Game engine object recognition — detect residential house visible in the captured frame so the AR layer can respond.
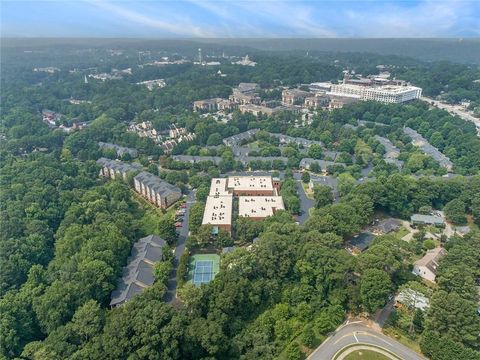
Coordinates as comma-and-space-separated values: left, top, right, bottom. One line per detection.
411, 214, 444, 227
413, 247, 447, 282
374, 218, 402, 234
96, 157, 143, 180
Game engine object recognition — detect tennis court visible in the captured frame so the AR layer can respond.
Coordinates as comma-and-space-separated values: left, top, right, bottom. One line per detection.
188, 254, 220, 286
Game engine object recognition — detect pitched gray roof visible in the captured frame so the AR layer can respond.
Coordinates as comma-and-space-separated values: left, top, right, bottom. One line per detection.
299, 158, 343, 169
403, 127, 453, 170
269, 133, 323, 147
110, 235, 167, 307
134, 172, 181, 197
414, 247, 447, 275
411, 214, 444, 225
98, 142, 138, 158
375, 218, 402, 233
97, 157, 143, 173
223, 129, 260, 146
172, 155, 222, 164
349, 232, 375, 251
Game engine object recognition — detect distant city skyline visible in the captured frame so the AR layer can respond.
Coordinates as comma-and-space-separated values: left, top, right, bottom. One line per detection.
2, 0, 479, 38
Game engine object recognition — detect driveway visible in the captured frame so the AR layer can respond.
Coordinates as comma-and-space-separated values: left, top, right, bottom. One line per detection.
293, 173, 315, 224
374, 299, 395, 328
164, 189, 196, 304
308, 320, 425, 360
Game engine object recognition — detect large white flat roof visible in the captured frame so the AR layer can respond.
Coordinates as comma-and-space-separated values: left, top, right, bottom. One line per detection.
238, 196, 284, 218
209, 178, 229, 196
227, 176, 273, 192
202, 195, 233, 226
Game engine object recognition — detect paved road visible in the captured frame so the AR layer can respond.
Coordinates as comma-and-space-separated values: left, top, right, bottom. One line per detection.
374, 299, 395, 328
164, 189, 196, 304
293, 173, 315, 224
308, 321, 425, 360
422, 96, 480, 134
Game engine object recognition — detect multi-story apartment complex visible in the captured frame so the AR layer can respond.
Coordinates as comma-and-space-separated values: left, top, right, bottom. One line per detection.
238, 196, 285, 220
134, 171, 182, 209
329, 83, 422, 104
282, 89, 310, 106
193, 98, 224, 112
304, 93, 330, 108
97, 157, 143, 180
202, 176, 282, 234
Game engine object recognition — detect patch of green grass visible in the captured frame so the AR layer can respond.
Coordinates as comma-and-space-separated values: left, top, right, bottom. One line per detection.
394, 227, 409, 240
247, 140, 260, 149
382, 326, 421, 354
343, 350, 390, 360
131, 190, 177, 235
301, 182, 315, 200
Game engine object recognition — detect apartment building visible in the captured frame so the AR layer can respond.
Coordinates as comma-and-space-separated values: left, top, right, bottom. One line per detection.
97, 157, 143, 180
202, 176, 282, 233
98, 142, 138, 158
329, 83, 422, 104
238, 196, 285, 220
304, 93, 330, 108
133, 171, 182, 209
282, 89, 310, 106
193, 98, 224, 112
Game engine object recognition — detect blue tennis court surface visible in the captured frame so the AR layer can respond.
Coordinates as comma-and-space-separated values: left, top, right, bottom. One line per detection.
192, 260, 214, 285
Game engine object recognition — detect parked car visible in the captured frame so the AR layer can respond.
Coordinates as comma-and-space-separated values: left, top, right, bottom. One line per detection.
180, 204, 187, 209
175, 222, 182, 227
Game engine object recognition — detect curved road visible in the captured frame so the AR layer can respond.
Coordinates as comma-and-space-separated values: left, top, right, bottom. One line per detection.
308, 321, 425, 360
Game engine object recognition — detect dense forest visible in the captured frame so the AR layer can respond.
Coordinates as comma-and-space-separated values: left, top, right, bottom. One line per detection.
1, 41, 479, 359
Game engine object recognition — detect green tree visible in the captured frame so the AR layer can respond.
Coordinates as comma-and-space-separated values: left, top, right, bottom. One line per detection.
444, 198, 467, 224
308, 144, 323, 159
313, 185, 333, 208
309, 162, 321, 173
360, 269, 392, 313
157, 217, 178, 245
425, 290, 480, 348
301, 172, 310, 184
189, 203, 205, 234
337, 173, 356, 196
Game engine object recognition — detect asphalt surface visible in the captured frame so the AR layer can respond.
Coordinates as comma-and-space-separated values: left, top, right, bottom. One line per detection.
293, 173, 315, 224
164, 189, 195, 304
374, 299, 395, 328
422, 96, 480, 133
308, 321, 425, 360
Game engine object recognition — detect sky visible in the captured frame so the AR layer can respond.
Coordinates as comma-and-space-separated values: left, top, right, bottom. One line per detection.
1, 0, 479, 38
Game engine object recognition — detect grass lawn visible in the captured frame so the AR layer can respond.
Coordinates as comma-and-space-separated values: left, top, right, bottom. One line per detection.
343, 350, 390, 360
131, 190, 178, 235
246, 140, 260, 149
382, 326, 421, 354
301, 182, 315, 200
394, 227, 409, 240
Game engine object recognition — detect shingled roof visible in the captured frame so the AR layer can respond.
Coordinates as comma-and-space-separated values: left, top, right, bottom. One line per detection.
414, 247, 447, 275
110, 235, 167, 307
134, 172, 181, 198
96, 157, 143, 173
